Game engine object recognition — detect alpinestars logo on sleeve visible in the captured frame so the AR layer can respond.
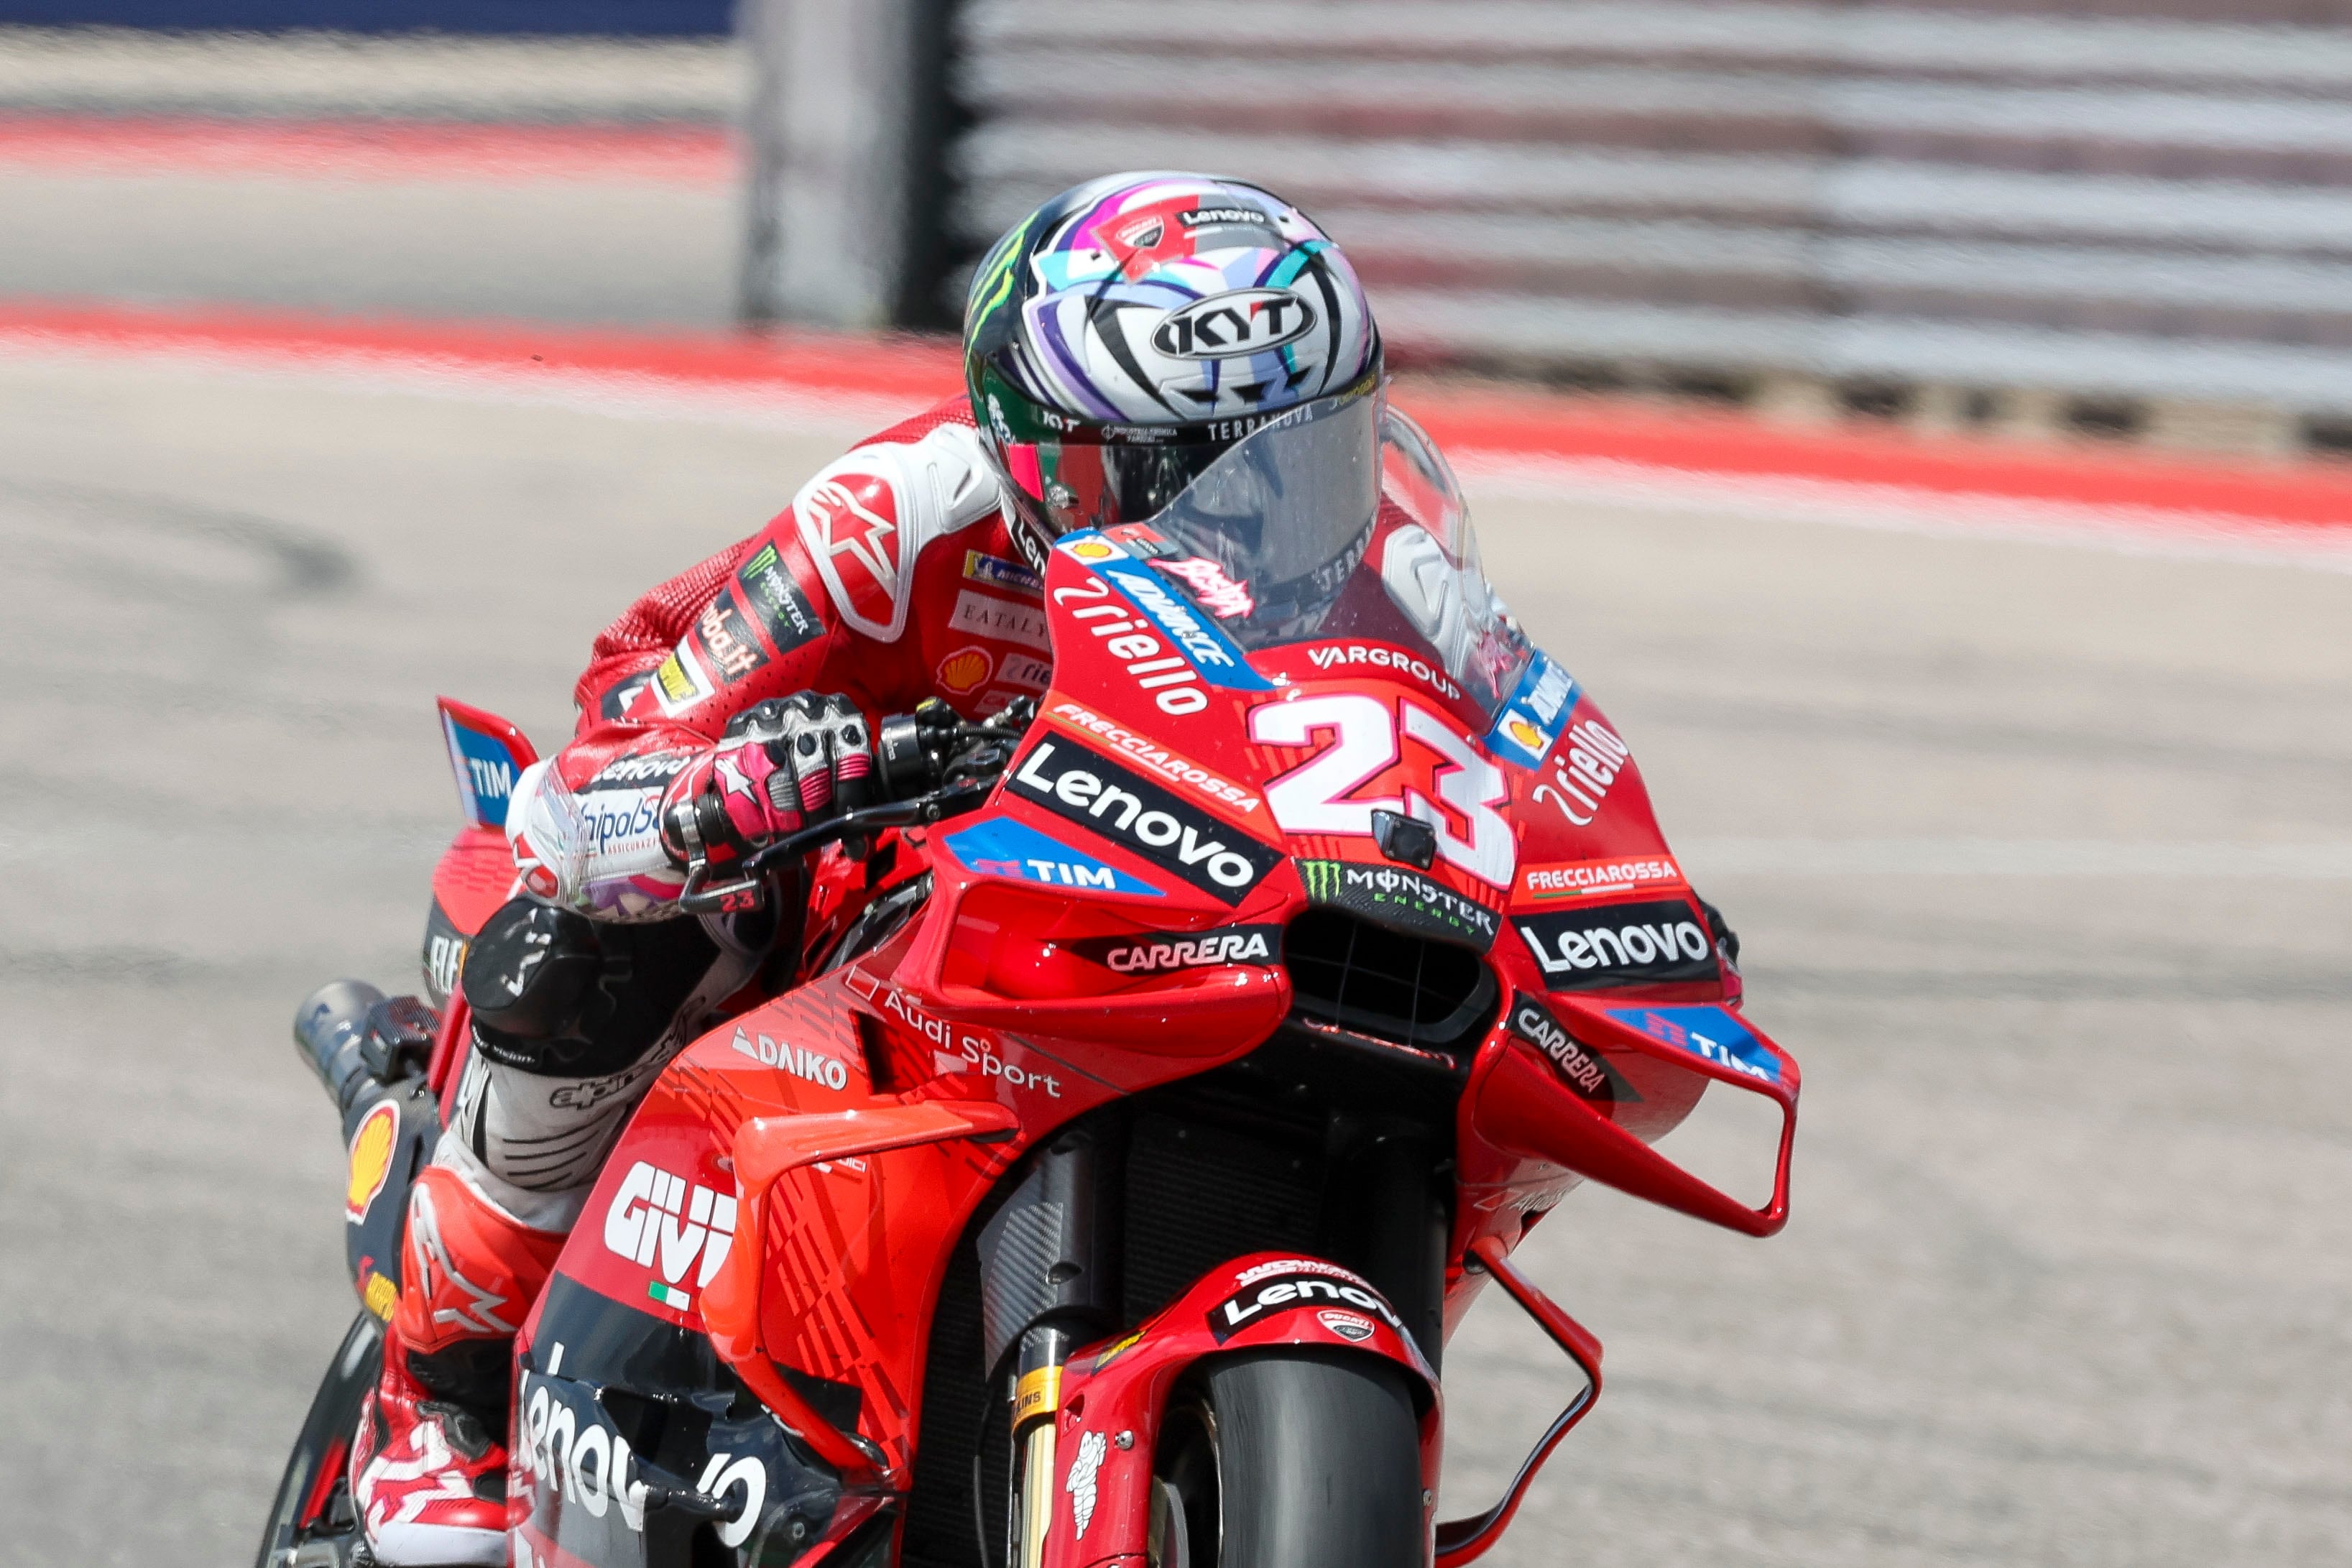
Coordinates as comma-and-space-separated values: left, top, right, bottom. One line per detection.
794, 463, 905, 637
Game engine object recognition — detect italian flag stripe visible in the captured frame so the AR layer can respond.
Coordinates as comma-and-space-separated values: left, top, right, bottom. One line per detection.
647, 1282, 691, 1310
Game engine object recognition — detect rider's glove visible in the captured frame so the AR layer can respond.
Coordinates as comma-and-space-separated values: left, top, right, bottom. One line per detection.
658, 692, 875, 870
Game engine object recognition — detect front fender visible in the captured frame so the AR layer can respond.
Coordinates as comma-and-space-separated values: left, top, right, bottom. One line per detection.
1042, 1252, 1444, 1567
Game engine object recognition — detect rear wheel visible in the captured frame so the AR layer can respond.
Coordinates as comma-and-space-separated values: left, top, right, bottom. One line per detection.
1152, 1350, 1422, 1568
254, 1312, 382, 1568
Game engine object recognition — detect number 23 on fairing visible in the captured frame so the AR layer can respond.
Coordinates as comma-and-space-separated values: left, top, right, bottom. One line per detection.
1250, 692, 1516, 889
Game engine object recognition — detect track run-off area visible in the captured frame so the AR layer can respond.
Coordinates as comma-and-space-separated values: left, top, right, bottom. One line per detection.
0, 308, 2346, 1567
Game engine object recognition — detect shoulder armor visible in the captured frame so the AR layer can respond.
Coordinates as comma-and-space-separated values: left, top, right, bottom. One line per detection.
792, 422, 1000, 642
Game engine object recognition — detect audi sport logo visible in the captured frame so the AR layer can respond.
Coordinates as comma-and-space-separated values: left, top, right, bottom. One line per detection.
1151, 289, 1319, 359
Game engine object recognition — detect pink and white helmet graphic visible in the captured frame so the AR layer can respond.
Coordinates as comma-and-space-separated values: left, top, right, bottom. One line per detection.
1007, 175, 1376, 425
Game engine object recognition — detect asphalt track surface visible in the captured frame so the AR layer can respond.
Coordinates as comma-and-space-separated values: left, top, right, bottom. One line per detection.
1, 349, 2348, 1568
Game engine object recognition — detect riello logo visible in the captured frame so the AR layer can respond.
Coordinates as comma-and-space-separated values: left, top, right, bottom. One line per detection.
602, 1161, 737, 1311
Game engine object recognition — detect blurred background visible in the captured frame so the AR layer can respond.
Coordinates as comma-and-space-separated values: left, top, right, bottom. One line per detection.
0, 1, 2347, 1566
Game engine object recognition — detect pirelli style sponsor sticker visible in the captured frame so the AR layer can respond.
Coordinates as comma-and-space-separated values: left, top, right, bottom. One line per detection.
1517, 854, 1685, 903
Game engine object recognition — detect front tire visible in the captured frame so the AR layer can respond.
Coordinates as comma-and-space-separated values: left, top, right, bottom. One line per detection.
1154, 1350, 1423, 1568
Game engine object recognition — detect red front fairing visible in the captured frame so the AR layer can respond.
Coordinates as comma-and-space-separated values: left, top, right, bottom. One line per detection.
518, 520, 1799, 1565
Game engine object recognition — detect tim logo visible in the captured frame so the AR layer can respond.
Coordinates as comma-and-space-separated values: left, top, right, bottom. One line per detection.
602, 1161, 737, 1307
467, 757, 512, 800
1151, 289, 1317, 359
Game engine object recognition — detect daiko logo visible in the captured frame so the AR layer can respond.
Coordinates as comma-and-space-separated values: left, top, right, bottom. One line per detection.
602, 1161, 737, 1312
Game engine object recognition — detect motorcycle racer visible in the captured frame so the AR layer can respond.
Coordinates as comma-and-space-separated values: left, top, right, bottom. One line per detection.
350, 170, 1388, 1563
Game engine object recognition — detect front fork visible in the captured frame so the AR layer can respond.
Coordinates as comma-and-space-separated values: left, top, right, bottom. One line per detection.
1011, 1324, 1075, 1568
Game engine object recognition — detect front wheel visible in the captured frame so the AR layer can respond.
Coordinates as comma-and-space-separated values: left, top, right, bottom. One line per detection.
1153, 1350, 1424, 1568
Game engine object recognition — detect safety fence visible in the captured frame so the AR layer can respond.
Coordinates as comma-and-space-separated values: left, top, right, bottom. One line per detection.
929, 0, 2352, 449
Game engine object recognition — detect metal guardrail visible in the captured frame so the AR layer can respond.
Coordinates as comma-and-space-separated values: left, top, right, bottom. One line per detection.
947, 0, 2352, 431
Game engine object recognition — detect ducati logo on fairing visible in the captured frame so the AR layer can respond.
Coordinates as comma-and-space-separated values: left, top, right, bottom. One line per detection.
1208, 1270, 1406, 1344
1151, 289, 1318, 359
601, 1161, 737, 1306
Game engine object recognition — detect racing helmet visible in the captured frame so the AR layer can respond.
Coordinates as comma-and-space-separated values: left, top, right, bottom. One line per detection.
963, 172, 1383, 570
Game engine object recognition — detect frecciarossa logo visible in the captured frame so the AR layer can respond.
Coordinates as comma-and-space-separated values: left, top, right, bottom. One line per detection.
1514, 898, 1717, 990
1010, 738, 1283, 905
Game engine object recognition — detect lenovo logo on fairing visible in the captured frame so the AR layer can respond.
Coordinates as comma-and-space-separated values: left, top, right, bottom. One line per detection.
1010, 739, 1281, 905
1151, 289, 1318, 359
1207, 1270, 1405, 1343
1514, 899, 1717, 990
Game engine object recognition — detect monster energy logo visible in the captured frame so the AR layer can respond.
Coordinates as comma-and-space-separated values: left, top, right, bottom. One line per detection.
1297, 859, 1500, 951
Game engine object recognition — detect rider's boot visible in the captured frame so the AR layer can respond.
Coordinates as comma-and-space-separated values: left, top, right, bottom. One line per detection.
350, 1163, 566, 1566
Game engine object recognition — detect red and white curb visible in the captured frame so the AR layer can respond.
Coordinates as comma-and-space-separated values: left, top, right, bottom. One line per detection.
6, 298, 2351, 573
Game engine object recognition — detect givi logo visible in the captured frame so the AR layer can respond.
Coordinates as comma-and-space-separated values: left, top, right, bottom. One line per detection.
602, 1161, 737, 1312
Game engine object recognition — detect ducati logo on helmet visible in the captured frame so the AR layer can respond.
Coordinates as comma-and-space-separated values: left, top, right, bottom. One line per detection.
1151, 288, 1319, 359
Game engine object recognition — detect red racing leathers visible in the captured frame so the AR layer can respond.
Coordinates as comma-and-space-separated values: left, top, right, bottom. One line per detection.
359, 397, 1057, 1562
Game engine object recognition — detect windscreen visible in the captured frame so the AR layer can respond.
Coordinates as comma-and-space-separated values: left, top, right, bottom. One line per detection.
1130, 402, 1534, 715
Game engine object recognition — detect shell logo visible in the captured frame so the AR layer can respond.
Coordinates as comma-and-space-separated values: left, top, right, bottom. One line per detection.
346, 1099, 401, 1224
1066, 540, 1116, 561
936, 646, 993, 695
1505, 715, 1546, 754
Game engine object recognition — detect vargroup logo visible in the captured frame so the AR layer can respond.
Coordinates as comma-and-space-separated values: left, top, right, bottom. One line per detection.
1208, 1270, 1404, 1343
1150, 288, 1319, 359
601, 1161, 737, 1312
1074, 923, 1281, 974
1010, 739, 1283, 904
1514, 900, 1717, 990
1508, 994, 1640, 1104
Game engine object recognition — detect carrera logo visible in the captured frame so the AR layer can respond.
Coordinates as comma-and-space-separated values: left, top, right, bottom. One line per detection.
1515, 900, 1717, 990
798, 467, 902, 630
1072, 923, 1280, 974
1151, 288, 1318, 359
1209, 1270, 1404, 1344
601, 1161, 737, 1312
1011, 739, 1283, 904
1509, 994, 1640, 1104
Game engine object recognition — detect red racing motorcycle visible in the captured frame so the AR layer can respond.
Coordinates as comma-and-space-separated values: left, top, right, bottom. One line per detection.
259, 406, 1799, 1568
